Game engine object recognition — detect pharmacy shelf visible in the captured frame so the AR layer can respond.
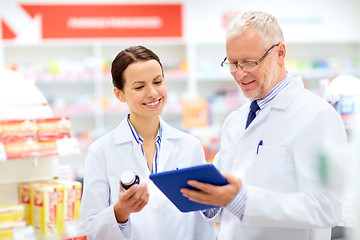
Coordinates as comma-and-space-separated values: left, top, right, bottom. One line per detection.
2, 40, 360, 156
0, 157, 59, 203
0, 157, 59, 185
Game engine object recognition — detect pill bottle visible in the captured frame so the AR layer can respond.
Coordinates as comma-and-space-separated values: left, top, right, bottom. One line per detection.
120, 170, 140, 190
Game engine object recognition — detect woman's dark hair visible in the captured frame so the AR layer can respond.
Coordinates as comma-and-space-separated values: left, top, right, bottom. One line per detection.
111, 45, 163, 90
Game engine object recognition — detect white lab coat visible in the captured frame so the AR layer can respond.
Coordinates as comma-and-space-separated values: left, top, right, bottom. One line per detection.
214, 75, 347, 240
80, 116, 215, 240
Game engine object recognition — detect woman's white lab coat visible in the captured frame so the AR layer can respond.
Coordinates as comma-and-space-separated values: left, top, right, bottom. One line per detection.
214, 76, 347, 240
80, 116, 215, 240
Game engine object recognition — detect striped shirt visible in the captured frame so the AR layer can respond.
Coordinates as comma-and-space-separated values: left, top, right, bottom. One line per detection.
256, 72, 291, 112
202, 186, 247, 220
119, 114, 162, 231
126, 114, 162, 173
203, 73, 291, 221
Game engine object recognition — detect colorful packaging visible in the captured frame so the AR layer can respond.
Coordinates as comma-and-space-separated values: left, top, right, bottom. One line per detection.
0, 203, 26, 239
2, 136, 37, 159
62, 235, 87, 240
31, 182, 65, 237
0, 203, 25, 223
52, 180, 82, 221
0, 117, 73, 159
18, 183, 32, 225
0, 119, 36, 159
0, 221, 26, 239
36, 139, 59, 157
36, 117, 71, 141
182, 98, 209, 129
35, 117, 72, 157
64, 181, 82, 222
0, 119, 37, 143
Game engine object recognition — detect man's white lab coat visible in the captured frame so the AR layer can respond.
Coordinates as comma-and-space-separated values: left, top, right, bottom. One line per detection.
214, 76, 347, 240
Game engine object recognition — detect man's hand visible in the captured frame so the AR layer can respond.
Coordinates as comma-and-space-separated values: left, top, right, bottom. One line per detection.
114, 182, 149, 223
180, 173, 242, 207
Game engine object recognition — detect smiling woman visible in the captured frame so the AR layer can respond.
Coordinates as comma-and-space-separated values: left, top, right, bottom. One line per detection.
79, 45, 216, 240
115, 58, 167, 120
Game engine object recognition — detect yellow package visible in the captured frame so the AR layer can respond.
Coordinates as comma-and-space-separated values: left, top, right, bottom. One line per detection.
0, 203, 24, 223
18, 183, 32, 225
31, 182, 64, 237
52, 180, 82, 221
0, 222, 26, 239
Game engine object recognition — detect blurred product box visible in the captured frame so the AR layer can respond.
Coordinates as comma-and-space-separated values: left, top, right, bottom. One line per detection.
0, 221, 26, 239
0, 203, 26, 239
18, 180, 82, 238
1, 136, 37, 159
18, 182, 33, 226
31, 182, 64, 237
62, 235, 87, 240
0, 203, 25, 223
182, 98, 209, 129
36, 117, 71, 141
0, 116, 74, 159
51, 180, 82, 222
36, 139, 60, 157
0, 119, 37, 142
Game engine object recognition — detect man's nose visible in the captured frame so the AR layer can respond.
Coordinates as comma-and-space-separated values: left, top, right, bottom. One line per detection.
234, 66, 247, 80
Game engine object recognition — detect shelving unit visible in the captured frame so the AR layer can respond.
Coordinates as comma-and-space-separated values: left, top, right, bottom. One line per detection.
0, 69, 86, 239
0, 42, 207, 152
0, 69, 58, 203
0, 157, 59, 203
286, 42, 360, 92
2, 40, 360, 156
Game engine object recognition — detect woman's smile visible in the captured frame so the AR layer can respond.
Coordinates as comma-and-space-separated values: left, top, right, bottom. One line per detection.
143, 98, 161, 108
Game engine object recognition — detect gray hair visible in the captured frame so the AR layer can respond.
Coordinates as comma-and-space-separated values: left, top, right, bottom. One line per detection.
226, 11, 284, 46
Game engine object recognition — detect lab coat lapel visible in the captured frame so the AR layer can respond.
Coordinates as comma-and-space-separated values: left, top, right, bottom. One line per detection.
232, 101, 269, 136
158, 136, 174, 172
114, 116, 133, 144
156, 118, 182, 172
245, 104, 272, 131
114, 116, 149, 173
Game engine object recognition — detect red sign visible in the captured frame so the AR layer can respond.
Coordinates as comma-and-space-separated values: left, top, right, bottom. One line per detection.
2, 4, 182, 40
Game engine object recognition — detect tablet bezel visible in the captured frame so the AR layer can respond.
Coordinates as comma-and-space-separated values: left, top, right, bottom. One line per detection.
149, 164, 228, 212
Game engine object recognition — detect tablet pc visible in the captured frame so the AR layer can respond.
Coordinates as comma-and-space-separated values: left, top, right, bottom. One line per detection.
149, 164, 228, 212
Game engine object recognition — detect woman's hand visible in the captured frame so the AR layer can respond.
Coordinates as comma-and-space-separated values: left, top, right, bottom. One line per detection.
114, 182, 149, 223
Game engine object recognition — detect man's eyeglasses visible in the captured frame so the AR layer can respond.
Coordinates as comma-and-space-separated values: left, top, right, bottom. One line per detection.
221, 43, 280, 72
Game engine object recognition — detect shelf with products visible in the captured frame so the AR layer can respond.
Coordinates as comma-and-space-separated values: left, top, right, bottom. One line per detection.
285, 42, 360, 91
3, 40, 360, 163
0, 157, 59, 203
0, 69, 86, 239
0, 115, 81, 200
194, 41, 360, 91
3, 41, 190, 155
